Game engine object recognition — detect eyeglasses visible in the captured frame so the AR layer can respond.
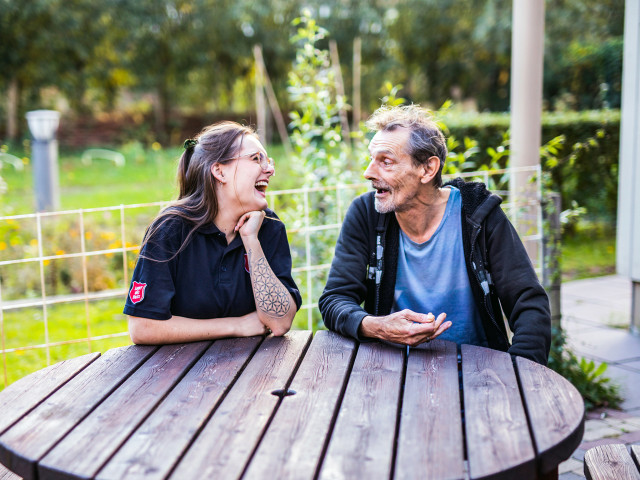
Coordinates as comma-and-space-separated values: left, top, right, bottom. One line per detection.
234, 151, 275, 172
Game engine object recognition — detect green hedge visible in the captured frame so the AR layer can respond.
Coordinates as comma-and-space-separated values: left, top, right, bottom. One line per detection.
440, 109, 620, 222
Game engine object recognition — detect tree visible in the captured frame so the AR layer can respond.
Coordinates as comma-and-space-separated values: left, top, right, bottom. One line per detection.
0, 0, 627, 140
543, 0, 624, 110
382, 0, 512, 111
0, 0, 55, 139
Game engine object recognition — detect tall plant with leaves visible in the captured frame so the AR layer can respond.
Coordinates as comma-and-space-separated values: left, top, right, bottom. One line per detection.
285, 12, 356, 330
287, 10, 362, 187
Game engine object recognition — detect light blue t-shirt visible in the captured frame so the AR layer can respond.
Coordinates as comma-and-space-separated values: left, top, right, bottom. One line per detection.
392, 186, 488, 347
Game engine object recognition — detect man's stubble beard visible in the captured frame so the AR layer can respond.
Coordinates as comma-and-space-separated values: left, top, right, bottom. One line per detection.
374, 189, 414, 214
374, 197, 396, 214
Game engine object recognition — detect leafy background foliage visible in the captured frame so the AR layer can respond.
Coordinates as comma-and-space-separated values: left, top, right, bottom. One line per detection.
0, 0, 625, 140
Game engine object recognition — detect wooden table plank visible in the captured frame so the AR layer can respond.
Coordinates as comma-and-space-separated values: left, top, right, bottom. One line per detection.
0, 345, 155, 480
0, 353, 100, 435
584, 444, 640, 480
243, 331, 357, 479
516, 356, 585, 475
318, 342, 405, 480
395, 340, 464, 480
461, 345, 536, 480
39, 342, 208, 480
0, 334, 587, 480
96, 337, 261, 480
632, 445, 640, 471
0, 463, 21, 480
169, 331, 313, 480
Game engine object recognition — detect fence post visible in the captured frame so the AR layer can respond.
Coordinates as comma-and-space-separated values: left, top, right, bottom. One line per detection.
542, 192, 562, 329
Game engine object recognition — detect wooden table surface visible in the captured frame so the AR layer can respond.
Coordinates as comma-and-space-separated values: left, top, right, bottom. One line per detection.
0, 330, 584, 480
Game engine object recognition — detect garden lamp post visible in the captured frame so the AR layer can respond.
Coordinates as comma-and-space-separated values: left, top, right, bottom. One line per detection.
26, 110, 61, 212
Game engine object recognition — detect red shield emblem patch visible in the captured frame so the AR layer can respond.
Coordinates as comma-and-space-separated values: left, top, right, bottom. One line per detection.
244, 253, 250, 273
129, 281, 147, 304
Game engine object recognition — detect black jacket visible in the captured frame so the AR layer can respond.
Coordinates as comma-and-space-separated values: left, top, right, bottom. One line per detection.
319, 178, 551, 365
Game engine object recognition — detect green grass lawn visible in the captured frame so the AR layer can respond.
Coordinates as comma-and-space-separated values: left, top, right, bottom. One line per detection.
561, 222, 616, 281
1, 143, 296, 215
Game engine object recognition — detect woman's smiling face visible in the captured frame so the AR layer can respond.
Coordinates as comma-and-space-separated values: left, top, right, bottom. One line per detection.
219, 135, 275, 214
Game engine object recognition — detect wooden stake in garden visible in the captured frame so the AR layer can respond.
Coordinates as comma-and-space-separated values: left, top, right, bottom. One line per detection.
253, 45, 292, 156
329, 40, 351, 148
254, 46, 267, 147
7, 78, 18, 140
352, 37, 361, 132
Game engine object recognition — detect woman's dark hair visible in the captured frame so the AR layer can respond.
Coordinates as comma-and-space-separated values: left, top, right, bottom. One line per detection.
141, 121, 258, 260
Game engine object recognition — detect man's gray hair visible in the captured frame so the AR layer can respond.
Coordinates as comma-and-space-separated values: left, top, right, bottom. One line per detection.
366, 105, 448, 187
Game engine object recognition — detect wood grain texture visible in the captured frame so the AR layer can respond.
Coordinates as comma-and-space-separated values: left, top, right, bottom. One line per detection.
0, 353, 100, 435
395, 340, 464, 480
0, 345, 155, 480
584, 444, 640, 480
169, 331, 313, 480
0, 463, 21, 480
515, 355, 585, 474
38, 342, 207, 480
461, 344, 536, 480
97, 337, 261, 480
318, 342, 404, 480
632, 445, 640, 471
243, 331, 356, 480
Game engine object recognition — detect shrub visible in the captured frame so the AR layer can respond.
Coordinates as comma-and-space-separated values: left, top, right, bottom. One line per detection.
440, 109, 620, 223
548, 327, 622, 410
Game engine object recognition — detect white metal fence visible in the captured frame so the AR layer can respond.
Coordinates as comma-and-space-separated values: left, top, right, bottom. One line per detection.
0, 166, 541, 388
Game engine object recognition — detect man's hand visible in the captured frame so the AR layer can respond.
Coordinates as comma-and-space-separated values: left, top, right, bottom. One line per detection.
359, 310, 451, 347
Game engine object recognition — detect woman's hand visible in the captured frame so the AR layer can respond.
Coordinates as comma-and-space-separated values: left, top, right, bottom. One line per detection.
235, 210, 265, 239
234, 311, 270, 337
128, 312, 270, 345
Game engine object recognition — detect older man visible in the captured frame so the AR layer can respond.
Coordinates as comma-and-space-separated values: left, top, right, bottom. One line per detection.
319, 105, 550, 364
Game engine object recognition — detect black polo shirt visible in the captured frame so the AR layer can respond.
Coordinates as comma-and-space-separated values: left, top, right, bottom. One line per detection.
123, 209, 302, 320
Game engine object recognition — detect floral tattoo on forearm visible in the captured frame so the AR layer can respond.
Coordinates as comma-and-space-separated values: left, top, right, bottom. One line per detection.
248, 250, 291, 317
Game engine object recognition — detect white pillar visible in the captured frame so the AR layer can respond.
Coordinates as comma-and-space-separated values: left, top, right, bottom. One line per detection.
509, 0, 545, 267
616, 0, 640, 334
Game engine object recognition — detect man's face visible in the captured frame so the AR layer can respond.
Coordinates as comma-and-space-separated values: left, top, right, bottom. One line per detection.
364, 127, 423, 213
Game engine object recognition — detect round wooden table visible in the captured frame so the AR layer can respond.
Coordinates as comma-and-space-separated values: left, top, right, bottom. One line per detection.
0, 331, 584, 479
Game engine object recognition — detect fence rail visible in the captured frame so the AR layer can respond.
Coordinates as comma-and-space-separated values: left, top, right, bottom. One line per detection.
0, 167, 541, 388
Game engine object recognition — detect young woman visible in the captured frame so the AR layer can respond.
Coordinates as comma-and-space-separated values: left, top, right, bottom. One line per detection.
124, 121, 301, 344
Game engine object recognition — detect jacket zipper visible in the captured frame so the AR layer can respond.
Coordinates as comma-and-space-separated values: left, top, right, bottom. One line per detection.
374, 232, 383, 315
470, 225, 509, 344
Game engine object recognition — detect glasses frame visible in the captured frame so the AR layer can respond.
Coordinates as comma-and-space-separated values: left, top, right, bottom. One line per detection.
232, 151, 275, 173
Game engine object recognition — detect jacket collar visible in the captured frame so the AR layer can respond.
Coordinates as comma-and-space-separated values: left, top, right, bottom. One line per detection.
444, 177, 502, 223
